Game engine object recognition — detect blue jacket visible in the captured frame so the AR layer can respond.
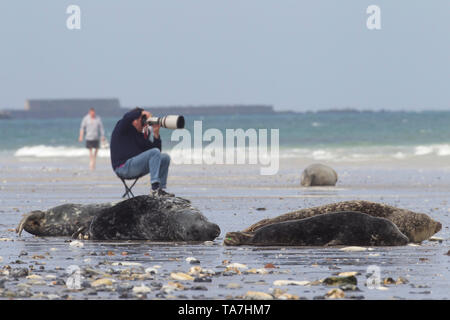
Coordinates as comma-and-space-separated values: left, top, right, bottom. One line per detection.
110, 108, 161, 170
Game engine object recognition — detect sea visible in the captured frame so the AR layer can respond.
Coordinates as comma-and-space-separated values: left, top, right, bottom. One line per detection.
1, 111, 450, 163
1, 111, 449, 300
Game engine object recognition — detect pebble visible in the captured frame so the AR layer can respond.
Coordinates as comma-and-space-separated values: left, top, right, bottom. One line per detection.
226, 283, 242, 289
170, 272, 194, 281
273, 280, 310, 286
10, 268, 29, 278
226, 263, 248, 270
188, 266, 203, 275
91, 278, 114, 287
27, 280, 46, 286
117, 283, 134, 292
111, 262, 142, 267
339, 246, 367, 252
132, 284, 151, 294
376, 286, 389, 291
190, 285, 207, 291
429, 236, 444, 242
161, 282, 184, 294
340, 284, 360, 291
326, 288, 345, 299
323, 276, 357, 286
145, 267, 158, 274
194, 277, 212, 283
244, 291, 273, 300
337, 271, 359, 277
277, 293, 299, 300
186, 257, 200, 264
246, 268, 268, 275
69, 241, 84, 248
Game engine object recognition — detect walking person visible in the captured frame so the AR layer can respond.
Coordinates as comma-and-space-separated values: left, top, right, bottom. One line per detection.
110, 107, 173, 197
79, 108, 106, 171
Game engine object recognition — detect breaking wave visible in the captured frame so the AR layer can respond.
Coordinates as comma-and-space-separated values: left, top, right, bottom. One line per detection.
13, 143, 450, 162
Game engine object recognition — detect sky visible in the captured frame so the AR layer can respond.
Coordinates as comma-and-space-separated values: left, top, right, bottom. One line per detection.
0, 1, 448, 111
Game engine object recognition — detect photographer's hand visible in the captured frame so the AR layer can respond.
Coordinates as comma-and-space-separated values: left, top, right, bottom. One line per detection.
152, 124, 160, 139
142, 111, 152, 119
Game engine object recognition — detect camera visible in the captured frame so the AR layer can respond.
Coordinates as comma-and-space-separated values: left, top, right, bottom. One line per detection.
141, 115, 185, 129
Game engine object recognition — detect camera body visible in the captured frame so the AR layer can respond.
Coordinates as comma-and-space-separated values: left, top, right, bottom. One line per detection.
141, 115, 185, 130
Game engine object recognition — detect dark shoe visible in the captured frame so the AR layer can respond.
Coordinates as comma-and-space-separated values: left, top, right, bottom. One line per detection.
151, 188, 175, 197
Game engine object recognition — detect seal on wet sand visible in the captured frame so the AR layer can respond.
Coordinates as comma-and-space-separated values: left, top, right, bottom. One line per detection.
224, 211, 409, 246
300, 163, 338, 187
242, 200, 441, 243
16, 203, 114, 237
85, 195, 221, 241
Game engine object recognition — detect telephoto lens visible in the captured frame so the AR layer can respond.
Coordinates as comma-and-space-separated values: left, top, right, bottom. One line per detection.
146, 115, 185, 129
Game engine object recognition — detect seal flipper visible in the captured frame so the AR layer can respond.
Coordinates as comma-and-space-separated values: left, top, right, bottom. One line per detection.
72, 226, 88, 239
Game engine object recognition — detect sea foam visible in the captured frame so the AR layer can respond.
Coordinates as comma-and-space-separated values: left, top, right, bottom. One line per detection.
14, 145, 110, 158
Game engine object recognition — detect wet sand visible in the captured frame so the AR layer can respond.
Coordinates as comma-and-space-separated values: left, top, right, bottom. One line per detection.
0, 156, 449, 300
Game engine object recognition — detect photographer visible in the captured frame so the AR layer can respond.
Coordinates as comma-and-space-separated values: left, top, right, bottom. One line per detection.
110, 107, 174, 197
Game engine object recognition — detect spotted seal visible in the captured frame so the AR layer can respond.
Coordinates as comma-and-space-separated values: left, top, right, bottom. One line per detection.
16, 203, 114, 237
301, 163, 338, 186
81, 195, 221, 241
224, 211, 409, 246
242, 200, 442, 243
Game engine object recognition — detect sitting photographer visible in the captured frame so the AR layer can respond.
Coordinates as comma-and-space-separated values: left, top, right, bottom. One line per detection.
110, 107, 174, 197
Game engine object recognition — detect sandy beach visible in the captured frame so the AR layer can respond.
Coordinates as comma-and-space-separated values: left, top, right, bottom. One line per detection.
0, 155, 448, 300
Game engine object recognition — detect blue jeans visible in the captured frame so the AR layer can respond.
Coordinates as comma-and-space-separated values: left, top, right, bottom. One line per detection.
115, 148, 170, 189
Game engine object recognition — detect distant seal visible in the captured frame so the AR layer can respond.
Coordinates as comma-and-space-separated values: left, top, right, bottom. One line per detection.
301, 163, 338, 186
224, 211, 409, 246
16, 203, 114, 237
243, 200, 442, 243
84, 195, 221, 241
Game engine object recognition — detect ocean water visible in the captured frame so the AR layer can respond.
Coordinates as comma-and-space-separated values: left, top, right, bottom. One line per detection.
1, 111, 450, 163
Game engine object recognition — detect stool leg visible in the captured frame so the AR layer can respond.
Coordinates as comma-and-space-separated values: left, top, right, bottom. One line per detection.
120, 177, 139, 199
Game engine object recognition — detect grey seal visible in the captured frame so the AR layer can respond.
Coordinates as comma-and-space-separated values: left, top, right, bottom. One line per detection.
224, 211, 409, 246
242, 200, 442, 243
16, 203, 114, 237
83, 195, 221, 241
301, 163, 338, 186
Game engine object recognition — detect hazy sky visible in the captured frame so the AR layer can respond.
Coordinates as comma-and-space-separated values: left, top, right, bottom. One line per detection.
0, 1, 448, 111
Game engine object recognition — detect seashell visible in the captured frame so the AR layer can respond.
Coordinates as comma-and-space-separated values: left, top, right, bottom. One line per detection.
170, 272, 194, 281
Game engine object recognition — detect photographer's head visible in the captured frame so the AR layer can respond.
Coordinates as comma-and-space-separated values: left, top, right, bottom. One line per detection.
131, 107, 151, 133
